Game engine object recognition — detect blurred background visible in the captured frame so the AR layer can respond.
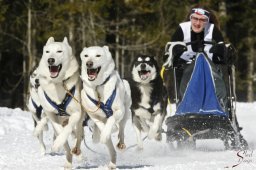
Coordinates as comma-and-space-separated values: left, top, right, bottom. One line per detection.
0, 0, 255, 109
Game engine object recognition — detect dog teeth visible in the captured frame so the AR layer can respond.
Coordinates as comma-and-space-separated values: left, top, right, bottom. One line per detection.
139, 70, 150, 80
87, 67, 101, 81
49, 64, 62, 78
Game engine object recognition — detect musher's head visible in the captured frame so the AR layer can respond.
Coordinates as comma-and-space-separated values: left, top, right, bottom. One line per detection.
186, 5, 220, 33
190, 8, 210, 33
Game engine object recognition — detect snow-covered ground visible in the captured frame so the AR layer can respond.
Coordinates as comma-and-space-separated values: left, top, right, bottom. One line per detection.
0, 102, 255, 170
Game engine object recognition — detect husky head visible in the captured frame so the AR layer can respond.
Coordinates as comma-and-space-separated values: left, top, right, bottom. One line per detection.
38, 37, 77, 82
80, 46, 115, 86
30, 67, 40, 89
132, 55, 158, 84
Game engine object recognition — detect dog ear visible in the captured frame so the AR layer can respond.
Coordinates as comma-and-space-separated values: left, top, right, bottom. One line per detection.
103, 46, 109, 52
63, 37, 69, 45
46, 37, 55, 45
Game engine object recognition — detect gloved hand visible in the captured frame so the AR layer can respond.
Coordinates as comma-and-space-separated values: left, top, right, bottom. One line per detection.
173, 57, 187, 67
210, 42, 227, 64
172, 44, 187, 58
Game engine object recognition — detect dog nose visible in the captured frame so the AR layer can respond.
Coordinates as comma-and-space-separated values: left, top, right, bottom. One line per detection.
140, 63, 146, 70
48, 58, 55, 65
35, 79, 39, 84
86, 61, 93, 68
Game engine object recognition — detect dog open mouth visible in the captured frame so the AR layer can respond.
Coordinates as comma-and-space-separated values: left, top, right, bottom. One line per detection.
87, 67, 101, 81
49, 64, 62, 78
138, 70, 151, 80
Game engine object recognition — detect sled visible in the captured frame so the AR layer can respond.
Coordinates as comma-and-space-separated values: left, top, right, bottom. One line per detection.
164, 47, 248, 150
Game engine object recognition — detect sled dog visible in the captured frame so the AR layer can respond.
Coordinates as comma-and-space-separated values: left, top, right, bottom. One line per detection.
27, 67, 49, 155
129, 55, 167, 149
80, 46, 131, 169
34, 37, 84, 169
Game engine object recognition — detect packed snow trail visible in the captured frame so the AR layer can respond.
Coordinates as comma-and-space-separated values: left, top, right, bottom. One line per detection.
0, 103, 255, 170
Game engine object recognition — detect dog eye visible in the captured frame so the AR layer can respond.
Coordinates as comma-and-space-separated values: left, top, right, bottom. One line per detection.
96, 55, 101, 57
145, 57, 150, 61
138, 57, 142, 61
57, 50, 62, 53
46, 51, 49, 53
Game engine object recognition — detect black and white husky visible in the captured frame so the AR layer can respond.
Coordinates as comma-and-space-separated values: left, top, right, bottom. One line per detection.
129, 55, 167, 150
27, 67, 49, 155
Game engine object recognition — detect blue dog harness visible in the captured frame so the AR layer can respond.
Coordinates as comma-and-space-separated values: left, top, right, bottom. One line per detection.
44, 86, 76, 116
86, 87, 117, 118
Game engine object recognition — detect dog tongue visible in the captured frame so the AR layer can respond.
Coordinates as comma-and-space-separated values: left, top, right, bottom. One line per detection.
87, 69, 97, 79
140, 72, 150, 80
88, 74, 96, 79
49, 66, 59, 77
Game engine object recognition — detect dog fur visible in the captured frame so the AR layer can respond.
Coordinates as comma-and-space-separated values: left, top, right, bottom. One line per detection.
129, 54, 167, 150
27, 67, 49, 155
34, 37, 84, 169
80, 46, 131, 169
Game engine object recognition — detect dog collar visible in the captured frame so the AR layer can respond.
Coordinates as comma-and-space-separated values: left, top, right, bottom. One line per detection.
86, 87, 116, 118
44, 85, 76, 116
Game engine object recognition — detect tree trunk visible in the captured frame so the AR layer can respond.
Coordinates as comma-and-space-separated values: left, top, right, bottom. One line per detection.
69, 0, 75, 56
23, 0, 32, 109
246, 36, 254, 102
115, 22, 120, 72
219, 1, 227, 37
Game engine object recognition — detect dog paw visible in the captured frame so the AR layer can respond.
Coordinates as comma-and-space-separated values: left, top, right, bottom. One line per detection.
33, 128, 41, 137
71, 147, 81, 155
40, 145, 46, 156
148, 129, 158, 139
108, 161, 116, 169
117, 143, 126, 150
155, 133, 162, 141
64, 160, 72, 170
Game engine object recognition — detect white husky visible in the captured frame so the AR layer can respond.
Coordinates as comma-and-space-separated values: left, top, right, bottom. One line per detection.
80, 46, 131, 169
34, 37, 84, 169
27, 68, 49, 155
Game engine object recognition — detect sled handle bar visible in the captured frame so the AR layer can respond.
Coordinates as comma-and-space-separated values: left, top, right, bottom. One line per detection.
185, 40, 217, 46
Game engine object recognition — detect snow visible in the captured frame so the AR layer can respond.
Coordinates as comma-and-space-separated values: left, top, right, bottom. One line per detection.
0, 103, 255, 170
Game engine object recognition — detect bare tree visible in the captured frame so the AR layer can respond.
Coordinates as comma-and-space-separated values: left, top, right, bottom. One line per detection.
246, 36, 255, 102
23, 0, 33, 109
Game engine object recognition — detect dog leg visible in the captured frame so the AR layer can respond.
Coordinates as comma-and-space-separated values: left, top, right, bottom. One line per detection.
31, 112, 40, 124
106, 138, 116, 169
92, 123, 100, 143
52, 112, 81, 152
100, 116, 115, 144
37, 131, 46, 155
148, 113, 163, 140
63, 141, 73, 170
71, 117, 84, 156
133, 116, 143, 150
116, 115, 128, 150
34, 117, 48, 137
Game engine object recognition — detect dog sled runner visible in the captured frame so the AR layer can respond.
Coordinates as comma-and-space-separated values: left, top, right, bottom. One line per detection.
164, 45, 248, 150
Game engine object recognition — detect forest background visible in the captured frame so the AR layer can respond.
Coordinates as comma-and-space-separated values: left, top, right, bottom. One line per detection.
0, 0, 255, 109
